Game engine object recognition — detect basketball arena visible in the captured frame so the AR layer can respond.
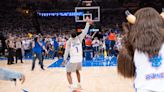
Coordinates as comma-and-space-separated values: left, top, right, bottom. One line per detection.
0, 0, 164, 92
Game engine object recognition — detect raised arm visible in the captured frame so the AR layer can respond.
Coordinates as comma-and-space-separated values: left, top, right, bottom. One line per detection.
78, 23, 90, 42
78, 17, 93, 42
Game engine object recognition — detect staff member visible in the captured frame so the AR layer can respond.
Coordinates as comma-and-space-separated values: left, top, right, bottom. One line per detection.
15, 37, 23, 63
6, 37, 15, 65
31, 36, 48, 71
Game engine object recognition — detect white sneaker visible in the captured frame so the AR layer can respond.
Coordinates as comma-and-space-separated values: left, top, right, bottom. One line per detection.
69, 83, 81, 90
76, 83, 81, 89
69, 84, 75, 89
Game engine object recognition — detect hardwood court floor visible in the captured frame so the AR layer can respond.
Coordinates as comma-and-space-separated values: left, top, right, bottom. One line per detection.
0, 60, 134, 92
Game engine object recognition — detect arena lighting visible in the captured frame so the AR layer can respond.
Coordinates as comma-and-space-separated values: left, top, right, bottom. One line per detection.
82, 0, 92, 6
37, 12, 84, 17
90, 28, 99, 32
25, 10, 29, 14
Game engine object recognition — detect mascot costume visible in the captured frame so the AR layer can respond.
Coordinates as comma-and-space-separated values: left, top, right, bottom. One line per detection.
118, 7, 164, 92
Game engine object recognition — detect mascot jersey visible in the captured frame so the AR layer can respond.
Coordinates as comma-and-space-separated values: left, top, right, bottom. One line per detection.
134, 44, 164, 91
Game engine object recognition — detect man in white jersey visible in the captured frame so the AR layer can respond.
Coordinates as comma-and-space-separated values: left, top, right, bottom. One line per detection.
62, 17, 93, 89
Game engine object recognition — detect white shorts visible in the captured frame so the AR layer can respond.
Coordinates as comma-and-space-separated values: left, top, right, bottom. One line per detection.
66, 62, 82, 72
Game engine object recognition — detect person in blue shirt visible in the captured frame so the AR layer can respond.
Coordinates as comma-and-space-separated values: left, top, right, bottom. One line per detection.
32, 36, 48, 71
53, 37, 59, 59
41, 38, 46, 62
105, 37, 111, 56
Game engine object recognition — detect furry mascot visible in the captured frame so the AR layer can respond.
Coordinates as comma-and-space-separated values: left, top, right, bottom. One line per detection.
118, 7, 164, 92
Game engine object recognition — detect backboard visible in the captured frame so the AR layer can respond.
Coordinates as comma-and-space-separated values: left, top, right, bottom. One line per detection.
75, 6, 100, 22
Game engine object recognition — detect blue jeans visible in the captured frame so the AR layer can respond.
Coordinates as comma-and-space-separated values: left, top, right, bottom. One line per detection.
32, 52, 44, 70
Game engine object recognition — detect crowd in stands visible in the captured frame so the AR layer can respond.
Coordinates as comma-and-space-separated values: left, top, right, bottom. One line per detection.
0, 6, 123, 65
0, 24, 122, 64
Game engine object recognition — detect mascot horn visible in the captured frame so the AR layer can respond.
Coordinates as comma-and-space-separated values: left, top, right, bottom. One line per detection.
126, 8, 164, 24
161, 8, 164, 19
118, 7, 164, 92
125, 10, 136, 24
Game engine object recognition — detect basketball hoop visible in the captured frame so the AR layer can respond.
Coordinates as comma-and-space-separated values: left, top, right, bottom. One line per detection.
82, 0, 92, 6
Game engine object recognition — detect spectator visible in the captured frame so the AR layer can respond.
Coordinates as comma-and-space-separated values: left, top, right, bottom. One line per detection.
108, 30, 117, 56
92, 37, 100, 57
85, 35, 92, 50
22, 37, 32, 58
53, 37, 59, 59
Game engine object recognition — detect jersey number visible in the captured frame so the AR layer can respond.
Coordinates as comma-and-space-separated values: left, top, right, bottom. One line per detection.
75, 47, 78, 53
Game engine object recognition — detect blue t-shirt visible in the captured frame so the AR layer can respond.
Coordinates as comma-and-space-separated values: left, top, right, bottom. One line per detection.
32, 42, 42, 54
53, 39, 59, 50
